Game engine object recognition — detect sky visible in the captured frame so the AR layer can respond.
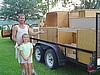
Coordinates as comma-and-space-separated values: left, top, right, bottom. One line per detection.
0, 0, 3, 3
0, 0, 3, 7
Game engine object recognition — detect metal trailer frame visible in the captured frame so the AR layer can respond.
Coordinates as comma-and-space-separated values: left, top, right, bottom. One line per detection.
30, 38, 95, 73
30, 13, 100, 73
95, 13, 100, 72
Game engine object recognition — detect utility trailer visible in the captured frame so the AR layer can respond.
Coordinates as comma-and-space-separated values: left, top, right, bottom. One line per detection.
30, 13, 100, 73
1, 12, 100, 73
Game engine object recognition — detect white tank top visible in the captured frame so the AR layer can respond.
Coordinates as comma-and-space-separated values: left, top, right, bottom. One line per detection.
16, 25, 29, 42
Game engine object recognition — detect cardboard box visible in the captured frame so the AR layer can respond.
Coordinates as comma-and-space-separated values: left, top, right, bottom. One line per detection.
46, 11, 69, 28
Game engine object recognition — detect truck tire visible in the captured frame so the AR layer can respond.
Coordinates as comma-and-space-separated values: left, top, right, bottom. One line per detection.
34, 46, 44, 62
44, 49, 58, 69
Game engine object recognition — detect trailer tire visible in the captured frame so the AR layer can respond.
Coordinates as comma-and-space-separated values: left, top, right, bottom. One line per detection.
34, 46, 44, 62
45, 49, 58, 69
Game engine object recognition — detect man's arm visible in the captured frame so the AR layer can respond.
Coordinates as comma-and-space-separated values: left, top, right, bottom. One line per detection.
12, 26, 22, 45
28, 27, 45, 36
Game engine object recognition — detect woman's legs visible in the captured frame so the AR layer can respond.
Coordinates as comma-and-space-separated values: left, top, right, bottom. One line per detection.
28, 63, 32, 75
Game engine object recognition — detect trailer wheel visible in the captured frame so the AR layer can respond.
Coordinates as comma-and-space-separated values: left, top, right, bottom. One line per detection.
45, 49, 58, 69
34, 46, 44, 62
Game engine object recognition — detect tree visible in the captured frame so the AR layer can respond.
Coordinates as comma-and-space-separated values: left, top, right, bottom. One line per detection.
80, 0, 100, 9
0, 0, 48, 21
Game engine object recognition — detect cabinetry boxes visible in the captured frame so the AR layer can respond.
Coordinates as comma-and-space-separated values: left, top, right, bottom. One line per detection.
69, 11, 79, 18
58, 28, 77, 56
69, 17, 96, 29
39, 27, 58, 43
97, 31, 100, 58
46, 11, 69, 28
38, 18, 47, 27
77, 29, 96, 64
31, 27, 39, 44
47, 27, 58, 42
58, 28, 77, 44
77, 29, 96, 51
39, 27, 48, 41
78, 51, 92, 64
79, 10, 100, 18
58, 31, 72, 44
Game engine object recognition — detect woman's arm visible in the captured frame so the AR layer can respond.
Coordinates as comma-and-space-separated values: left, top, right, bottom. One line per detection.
20, 50, 27, 60
28, 48, 33, 57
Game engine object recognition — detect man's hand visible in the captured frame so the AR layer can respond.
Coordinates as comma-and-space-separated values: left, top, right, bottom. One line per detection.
17, 41, 22, 46
39, 30, 45, 34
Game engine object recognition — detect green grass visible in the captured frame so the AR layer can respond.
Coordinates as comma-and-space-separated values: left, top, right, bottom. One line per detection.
0, 30, 100, 75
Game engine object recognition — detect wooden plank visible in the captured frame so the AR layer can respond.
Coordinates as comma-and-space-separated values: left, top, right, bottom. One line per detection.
31, 27, 39, 44
58, 31, 72, 44
77, 29, 96, 64
69, 17, 96, 29
79, 10, 100, 17
77, 29, 96, 51
58, 28, 77, 44
39, 27, 57, 43
69, 11, 79, 18
77, 51, 92, 64
39, 27, 48, 41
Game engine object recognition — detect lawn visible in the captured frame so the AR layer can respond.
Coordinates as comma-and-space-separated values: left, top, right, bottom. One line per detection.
0, 30, 100, 75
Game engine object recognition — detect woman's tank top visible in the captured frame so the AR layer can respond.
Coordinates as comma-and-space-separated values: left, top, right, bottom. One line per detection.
16, 25, 28, 42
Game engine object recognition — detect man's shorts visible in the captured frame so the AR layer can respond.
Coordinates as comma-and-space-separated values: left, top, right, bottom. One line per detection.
15, 44, 21, 63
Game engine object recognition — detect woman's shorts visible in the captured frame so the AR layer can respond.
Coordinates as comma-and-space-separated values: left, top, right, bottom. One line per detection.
20, 56, 33, 64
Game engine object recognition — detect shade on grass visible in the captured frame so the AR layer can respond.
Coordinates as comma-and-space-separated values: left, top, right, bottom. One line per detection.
0, 31, 100, 75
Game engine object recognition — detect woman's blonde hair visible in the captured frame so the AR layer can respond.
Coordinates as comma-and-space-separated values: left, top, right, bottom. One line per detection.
22, 33, 30, 42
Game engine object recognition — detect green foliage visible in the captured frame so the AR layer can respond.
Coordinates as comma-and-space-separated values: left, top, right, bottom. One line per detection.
0, 0, 48, 21
80, 0, 100, 9
0, 26, 1, 30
